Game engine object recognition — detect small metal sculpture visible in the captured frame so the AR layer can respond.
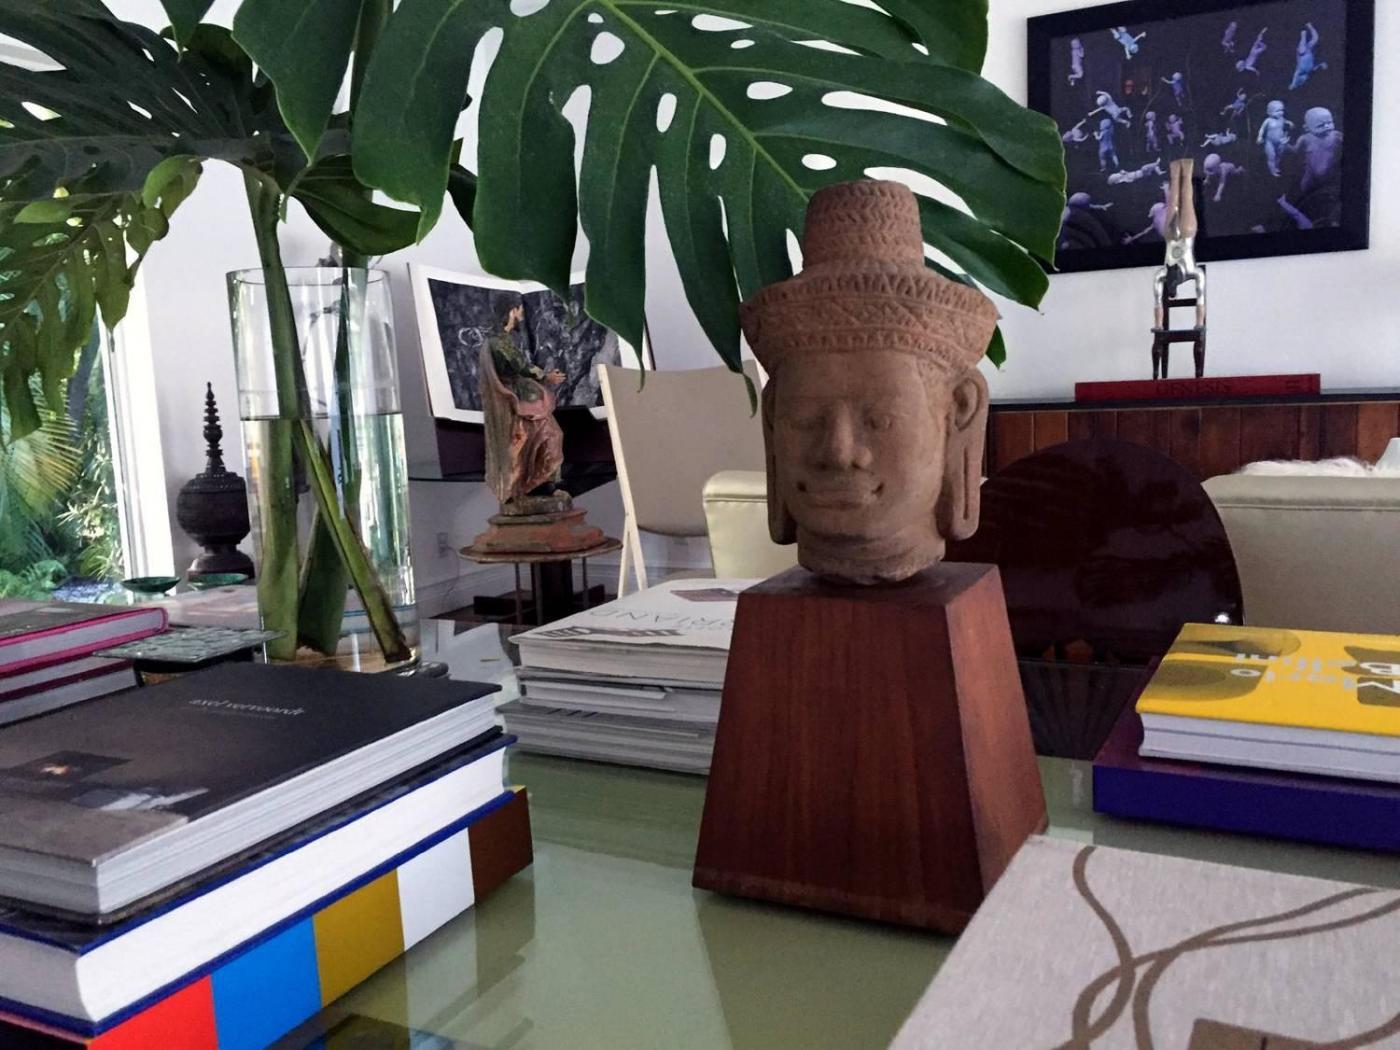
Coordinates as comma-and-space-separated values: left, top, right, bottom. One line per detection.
1151, 160, 1207, 380
175, 384, 255, 578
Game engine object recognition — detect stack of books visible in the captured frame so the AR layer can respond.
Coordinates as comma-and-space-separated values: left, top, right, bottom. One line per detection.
1094, 622, 1400, 851
0, 662, 531, 1047
501, 580, 756, 773
0, 602, 167, 725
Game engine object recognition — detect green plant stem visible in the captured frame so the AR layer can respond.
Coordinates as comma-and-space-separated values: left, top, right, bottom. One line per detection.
243, 176, 411, 665
296, 274, 357, 654
297, 2, 392, 656
244, 174, 304, 661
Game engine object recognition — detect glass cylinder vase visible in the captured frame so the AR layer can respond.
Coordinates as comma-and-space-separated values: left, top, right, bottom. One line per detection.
229, 267, 419, 670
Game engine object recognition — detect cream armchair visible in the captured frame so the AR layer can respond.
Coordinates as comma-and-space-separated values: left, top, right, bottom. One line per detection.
702, 470, 799, 580
1204, 473, 1400, 634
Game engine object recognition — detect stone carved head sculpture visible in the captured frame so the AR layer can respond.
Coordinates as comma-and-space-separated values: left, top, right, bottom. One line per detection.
739, 181, 1000, 586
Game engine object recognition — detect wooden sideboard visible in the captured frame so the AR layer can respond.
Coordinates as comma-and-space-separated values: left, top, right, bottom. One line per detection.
988, 392, 1400, 480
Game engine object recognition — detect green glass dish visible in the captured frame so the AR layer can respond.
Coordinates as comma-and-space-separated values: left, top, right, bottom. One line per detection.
120, 576, 181, 596
186, 573, 251, 590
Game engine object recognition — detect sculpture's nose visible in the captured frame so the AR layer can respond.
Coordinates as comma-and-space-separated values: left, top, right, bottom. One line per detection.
816, 410, 872, 471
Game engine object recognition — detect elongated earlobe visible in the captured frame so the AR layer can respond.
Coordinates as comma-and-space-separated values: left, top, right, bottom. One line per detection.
937, 369, 990, 542
763, 380, 798, 543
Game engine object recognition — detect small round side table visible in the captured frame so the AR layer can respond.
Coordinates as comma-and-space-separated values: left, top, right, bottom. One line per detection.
460, 538, 622, 625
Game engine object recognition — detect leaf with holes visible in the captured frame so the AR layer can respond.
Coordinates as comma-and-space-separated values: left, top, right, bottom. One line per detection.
355, 0, 1064, 368
0, 9, 297, 439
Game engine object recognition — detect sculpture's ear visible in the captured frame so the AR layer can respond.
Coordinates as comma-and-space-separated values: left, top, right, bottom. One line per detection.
937, 369, 990, 542
762, 380, 798, 544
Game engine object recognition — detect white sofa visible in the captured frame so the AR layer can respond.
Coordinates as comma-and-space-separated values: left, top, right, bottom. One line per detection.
704, 468, 1400, 635
1203, 473, 1400, 634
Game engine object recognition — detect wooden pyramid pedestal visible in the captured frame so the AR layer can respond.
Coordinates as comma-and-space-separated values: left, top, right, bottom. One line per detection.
693, 563, 1046, 933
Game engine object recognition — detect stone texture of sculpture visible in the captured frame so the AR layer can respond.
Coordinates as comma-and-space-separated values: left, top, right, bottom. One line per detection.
739, 180, 1000, 586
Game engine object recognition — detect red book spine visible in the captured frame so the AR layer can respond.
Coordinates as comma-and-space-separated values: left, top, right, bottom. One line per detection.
1074, 374, 1322, 403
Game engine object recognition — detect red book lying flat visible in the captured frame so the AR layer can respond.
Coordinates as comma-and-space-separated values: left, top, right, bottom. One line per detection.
0, 603, 166, 677
1075, 374, 1321, 403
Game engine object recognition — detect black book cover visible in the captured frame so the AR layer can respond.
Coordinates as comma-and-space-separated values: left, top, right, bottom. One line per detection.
0, 730, 509, 944
0, 664, 499, 865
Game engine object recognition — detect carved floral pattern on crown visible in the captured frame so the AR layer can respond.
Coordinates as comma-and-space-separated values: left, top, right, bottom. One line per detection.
740, 181, 1000, 375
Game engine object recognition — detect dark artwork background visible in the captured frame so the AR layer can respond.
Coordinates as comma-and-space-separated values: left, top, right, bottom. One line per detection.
426, 279, 622, 412
1032, 0, 1369, 273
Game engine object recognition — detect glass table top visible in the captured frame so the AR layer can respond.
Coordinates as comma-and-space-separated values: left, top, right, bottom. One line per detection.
295, 623, 1400, 1050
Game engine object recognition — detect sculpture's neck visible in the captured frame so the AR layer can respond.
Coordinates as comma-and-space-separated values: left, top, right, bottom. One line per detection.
795, 525, 946, 587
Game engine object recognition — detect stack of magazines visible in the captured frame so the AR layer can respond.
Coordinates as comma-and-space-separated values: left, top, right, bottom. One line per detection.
502, 579, 756, 774
0, 601, 167, 724
1094, 621, 1400, 852
0, 663, 531, 1047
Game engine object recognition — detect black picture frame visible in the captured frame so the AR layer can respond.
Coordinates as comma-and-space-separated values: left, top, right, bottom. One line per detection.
1028, 0, 1373, 274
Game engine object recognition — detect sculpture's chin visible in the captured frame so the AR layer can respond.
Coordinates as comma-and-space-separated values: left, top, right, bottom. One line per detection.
795, 527, 946, 588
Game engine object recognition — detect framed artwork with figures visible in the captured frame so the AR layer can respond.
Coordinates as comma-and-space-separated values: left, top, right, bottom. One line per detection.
410, 265, 651, 425
1028, 0, 1373, 273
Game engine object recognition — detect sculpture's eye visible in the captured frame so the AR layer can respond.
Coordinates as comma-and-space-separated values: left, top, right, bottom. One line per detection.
784, 410, 826, 433
865, 413, 895, 432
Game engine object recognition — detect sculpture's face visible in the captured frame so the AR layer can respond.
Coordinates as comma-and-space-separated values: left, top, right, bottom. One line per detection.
772, 351, 944, 546
1267, 101, 1284, 118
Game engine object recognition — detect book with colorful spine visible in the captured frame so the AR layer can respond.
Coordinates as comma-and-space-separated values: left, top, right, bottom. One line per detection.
0, 788, 532, 1048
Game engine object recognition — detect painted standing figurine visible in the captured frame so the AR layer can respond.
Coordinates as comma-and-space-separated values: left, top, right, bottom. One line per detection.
1096, 118, 1120, 171
1068, 37, 1085, 86
481, 305, 568, 504
1258, 100, 1294, 177
1237, 27, 1268, 74
1290, 23, 1327, 90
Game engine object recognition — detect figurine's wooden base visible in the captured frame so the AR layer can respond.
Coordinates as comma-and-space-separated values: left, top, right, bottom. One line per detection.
693, 563, 1046, 933
467, 508, 606, 556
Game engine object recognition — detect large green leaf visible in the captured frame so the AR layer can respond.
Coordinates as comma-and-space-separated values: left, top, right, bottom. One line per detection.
0, 8, 300, 439
159, 0, 215, 46
291, 155, 420, 257
355, 0, 1065, 366
232, 0, 364, 160
0, 13, 240, 435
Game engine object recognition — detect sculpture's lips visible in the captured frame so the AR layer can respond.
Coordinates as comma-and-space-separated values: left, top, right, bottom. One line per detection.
796, 481, 883, 509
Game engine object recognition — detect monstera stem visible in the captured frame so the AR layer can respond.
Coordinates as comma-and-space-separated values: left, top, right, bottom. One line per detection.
244, 176, 410, 665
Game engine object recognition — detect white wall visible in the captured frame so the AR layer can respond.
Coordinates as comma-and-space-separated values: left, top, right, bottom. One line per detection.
102, 0, 1399, 600
979, 0, 1400, 399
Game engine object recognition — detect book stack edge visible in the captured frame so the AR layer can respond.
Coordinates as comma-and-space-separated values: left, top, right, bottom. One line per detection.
503, 579, 756, 774
1094, 622, 1400, 851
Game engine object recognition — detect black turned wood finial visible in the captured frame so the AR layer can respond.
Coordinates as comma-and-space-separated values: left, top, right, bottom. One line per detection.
176, 382, 254, 579
202, 382, 227, 475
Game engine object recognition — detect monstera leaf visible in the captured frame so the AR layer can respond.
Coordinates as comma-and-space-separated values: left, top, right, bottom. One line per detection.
353, 0, 1065, 368
0, 6, 413, 440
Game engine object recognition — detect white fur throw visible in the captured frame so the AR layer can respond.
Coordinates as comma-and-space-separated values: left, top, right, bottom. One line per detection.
1238, 457, 1400, 477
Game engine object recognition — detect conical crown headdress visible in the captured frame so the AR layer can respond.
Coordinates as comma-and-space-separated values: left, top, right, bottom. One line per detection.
739, 181, 999, 375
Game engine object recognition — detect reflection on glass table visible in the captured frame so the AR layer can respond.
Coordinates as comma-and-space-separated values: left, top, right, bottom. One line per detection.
275, 621, 1400, 1050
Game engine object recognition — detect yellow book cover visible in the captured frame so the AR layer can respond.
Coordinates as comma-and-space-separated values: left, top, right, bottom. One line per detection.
1136, 623, 1400, 736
